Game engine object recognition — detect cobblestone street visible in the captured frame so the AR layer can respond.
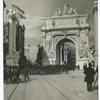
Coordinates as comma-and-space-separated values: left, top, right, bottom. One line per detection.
4, 70, 98, 100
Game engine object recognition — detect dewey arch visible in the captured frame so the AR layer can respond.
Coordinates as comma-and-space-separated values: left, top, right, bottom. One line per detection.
41, 14, 90, 69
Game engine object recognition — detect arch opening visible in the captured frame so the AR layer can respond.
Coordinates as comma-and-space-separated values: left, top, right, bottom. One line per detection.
56, 38, 76, 69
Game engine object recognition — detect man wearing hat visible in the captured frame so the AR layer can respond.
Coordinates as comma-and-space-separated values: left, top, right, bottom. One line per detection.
84, 63, 95, 91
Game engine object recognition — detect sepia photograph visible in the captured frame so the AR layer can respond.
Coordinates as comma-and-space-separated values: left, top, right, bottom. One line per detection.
3, 0, 98, 100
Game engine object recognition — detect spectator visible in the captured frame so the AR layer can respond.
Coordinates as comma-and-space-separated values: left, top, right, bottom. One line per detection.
84, 63, 95, 91
83, 63, 87, 73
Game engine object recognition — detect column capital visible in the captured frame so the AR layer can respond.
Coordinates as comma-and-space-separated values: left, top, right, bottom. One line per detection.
8, 9, 18, 23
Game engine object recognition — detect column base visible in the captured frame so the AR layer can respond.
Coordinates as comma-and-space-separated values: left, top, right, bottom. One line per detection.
6, 52, 19, 66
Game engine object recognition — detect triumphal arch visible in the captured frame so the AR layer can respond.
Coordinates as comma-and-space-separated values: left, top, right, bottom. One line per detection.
41, 9, 90, 69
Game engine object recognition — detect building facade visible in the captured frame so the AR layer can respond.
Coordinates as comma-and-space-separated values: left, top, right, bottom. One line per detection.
41, 8, 90, 69
4, 4, 25, 66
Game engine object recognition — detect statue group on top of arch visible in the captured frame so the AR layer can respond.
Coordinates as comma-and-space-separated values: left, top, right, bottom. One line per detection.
54, 4, 79, 16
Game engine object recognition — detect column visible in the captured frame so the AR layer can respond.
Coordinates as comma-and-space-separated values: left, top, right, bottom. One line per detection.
59, 47, 60, 64
62, 44, 64, 62
65, 49, 67, 62
8, 12, 17, 54
52, 34, 55, 64
75, 34, 80, 65
8, 14, 13, 54
60, 47, 62, 65
13, 18, 17, 52
6, 10, 19, 66
93, 1, 98, 67
42, 32, 46, 63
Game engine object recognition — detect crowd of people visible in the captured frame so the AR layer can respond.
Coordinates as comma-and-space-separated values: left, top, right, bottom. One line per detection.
4, 55, 30, 83
4, 57, 98, 92
29, 64, 69, 75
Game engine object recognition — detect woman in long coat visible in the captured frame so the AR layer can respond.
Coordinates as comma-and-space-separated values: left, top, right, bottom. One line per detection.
84, 63, 95, 91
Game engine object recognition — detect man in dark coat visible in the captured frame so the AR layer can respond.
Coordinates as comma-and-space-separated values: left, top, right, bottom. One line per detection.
83, 63, 87, 73
23, 56, 30, 81
84, 63, 95, 91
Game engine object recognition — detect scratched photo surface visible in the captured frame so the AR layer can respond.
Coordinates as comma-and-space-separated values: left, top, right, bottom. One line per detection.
3, 0, 98, 100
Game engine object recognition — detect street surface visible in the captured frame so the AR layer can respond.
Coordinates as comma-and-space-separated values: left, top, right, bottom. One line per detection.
4, 70, 98, 100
